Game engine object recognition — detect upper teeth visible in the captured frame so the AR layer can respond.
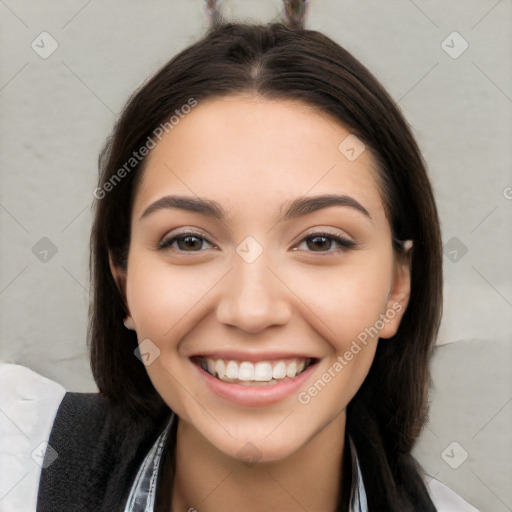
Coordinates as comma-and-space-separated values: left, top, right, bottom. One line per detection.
198, 357, 309, 383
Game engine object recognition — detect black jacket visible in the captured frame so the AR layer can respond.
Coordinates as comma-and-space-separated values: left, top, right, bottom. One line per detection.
36, 392, 170, 512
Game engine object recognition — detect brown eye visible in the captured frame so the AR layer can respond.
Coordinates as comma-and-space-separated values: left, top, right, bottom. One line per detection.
158, 232, 214, 252
176, 235, 204, 251
306, 235, 333, 252
296, 231, 356, 253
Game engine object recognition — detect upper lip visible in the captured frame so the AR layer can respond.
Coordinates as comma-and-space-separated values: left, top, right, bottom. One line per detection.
190, 350, 319, 363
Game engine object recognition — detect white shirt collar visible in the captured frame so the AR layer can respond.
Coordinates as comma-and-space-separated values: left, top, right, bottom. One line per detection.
124, 412, 368, 512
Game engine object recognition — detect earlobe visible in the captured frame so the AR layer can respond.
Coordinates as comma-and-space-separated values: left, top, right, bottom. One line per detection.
123, 317, 135, 330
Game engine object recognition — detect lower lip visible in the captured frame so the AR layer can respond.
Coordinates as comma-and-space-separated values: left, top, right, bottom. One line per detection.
191, 359, 318, 407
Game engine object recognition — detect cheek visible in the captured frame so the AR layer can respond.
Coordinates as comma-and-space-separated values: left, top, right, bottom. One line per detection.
277, 256, 391, 403
290, 282, 384, 411
124, 255, 213, 416
282, 257, 392, 349
125, 253, 212, 338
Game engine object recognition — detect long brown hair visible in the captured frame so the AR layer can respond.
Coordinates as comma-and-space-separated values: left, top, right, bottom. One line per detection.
89, 22, 442, 511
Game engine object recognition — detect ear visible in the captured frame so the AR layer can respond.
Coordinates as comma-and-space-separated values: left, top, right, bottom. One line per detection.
108, 250, 135, 330
379, 242, 412, 339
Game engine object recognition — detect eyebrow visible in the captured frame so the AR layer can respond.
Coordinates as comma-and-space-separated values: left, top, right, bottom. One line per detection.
140, 195, 224, 221
139, 193, 371, 223
279, 194, 371, 221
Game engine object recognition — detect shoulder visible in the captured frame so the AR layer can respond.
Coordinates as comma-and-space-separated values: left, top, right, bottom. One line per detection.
35, 374, 169, 510
426, 476, 480, 512
0, 363, 66, 512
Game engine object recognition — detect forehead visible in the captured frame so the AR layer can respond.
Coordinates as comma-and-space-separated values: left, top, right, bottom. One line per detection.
133, 95, 387, 225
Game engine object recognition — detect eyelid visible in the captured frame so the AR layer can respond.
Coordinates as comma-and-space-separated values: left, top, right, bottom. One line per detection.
298, 226, 354, 241
292, 226, 355, 245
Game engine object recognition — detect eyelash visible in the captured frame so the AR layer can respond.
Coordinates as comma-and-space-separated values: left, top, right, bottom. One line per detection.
158, 229, 356, 254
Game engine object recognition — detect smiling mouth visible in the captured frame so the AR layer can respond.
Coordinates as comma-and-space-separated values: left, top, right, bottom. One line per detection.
191, 356, 318, 386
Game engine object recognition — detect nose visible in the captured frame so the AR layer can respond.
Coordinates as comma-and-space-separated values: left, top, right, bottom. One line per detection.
215, 254, 293, 334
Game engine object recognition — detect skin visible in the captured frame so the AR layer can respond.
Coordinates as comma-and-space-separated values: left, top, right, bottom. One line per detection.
110, 95, 411, 511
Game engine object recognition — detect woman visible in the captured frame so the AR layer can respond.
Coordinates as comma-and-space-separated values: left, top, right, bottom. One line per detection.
0, 20, 479, 512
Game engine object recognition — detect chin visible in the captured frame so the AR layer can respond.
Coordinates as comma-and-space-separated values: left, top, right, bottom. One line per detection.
207, 427, 307, 466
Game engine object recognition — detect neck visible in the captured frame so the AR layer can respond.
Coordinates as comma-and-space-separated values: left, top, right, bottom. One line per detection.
168, 412, 349, 512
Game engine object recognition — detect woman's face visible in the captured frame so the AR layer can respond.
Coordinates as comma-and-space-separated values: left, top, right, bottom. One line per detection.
112, 95, 411, 463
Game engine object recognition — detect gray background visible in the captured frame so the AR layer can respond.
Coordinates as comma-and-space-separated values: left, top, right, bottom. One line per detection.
0, 1, 511, 510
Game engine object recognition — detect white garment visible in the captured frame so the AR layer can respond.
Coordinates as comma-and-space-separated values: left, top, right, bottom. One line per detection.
0, 363, 65, 512
0, 363, 480, 512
